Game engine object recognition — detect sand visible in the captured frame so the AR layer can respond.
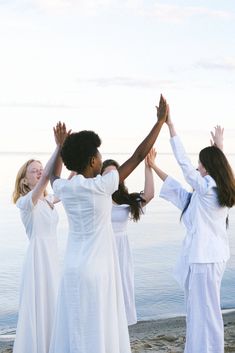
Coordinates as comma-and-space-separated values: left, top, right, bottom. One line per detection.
1, 311, 235, 353
129, 311, 235, 353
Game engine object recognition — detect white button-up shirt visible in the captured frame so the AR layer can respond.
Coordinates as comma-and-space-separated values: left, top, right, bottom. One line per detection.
160, 135, 230, 287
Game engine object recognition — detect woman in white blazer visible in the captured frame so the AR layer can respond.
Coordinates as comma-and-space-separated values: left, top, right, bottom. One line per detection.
147, 111, 235, 353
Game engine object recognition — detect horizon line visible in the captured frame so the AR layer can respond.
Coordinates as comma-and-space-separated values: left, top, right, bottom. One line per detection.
0, 151, 235, 156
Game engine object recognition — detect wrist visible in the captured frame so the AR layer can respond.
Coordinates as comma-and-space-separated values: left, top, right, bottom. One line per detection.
157, 119, 165, 126
56, 144, 62, 150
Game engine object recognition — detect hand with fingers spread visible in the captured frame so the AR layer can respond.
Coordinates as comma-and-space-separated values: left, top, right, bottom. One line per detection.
210, 125, 224, 151
53, 121, 71, 147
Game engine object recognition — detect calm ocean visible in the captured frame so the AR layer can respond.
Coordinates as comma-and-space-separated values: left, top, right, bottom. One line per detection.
0, 151, 234, 338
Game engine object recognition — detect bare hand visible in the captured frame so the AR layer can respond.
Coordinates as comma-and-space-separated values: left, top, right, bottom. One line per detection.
210, 125, 224, 151
53, 121, 71, 147
145, 147, 157, 168
155, 94, 168, 123
165, 105, 173, 126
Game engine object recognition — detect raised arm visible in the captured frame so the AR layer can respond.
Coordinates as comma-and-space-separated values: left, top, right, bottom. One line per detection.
165, 106, 212, 194
31, 122, 69, 205
118, 94, 168, 184
141, 148, 155, 204
210, 125, 224, 151
165, 106, 176, 138
146, 148, 191, 211
50, 123, 71, 186
146, 149, 168, 182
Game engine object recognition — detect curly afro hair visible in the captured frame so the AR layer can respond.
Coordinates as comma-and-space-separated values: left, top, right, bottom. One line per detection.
61, 130, 101, 173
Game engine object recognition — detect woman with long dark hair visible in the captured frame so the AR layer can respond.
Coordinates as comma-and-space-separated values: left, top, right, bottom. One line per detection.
147, 111, 235, 353
101, 148, 156, 325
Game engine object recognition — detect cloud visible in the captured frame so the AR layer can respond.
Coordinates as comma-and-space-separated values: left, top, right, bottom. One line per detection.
137, 3, 234, 23
1, 0, 234, 20
0, 101, 77, 109
0, 0, 116, 16
196, 58, 235, 71
77, 76, 175, 88
9, 0, 118, 14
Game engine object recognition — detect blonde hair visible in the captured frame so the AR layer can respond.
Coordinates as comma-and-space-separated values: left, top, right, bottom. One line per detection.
12, 159, 47, 204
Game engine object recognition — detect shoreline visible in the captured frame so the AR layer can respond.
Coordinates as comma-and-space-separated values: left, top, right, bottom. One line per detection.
1, 310, 235, 353
129, 310, 235, 353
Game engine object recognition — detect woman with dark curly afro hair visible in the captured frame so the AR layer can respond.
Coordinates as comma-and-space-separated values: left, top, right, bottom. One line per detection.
49, 95, 168, 353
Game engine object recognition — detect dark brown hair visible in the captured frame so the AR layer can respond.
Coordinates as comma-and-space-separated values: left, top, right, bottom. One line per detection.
181, 146, 235, 227
199, 146, 235, 208
101, 159, 145, 222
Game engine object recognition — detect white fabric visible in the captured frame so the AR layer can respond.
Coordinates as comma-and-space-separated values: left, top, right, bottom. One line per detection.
184, 263, 226, 353
50, 170, 131, 353
160, 136, 230, 263
159, 135, 230, 353
13, 191, 59, 353
111, 204, 137, 326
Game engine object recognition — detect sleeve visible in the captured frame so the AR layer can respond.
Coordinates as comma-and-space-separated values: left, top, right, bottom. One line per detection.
170, 135, 211, 195
46, 194, 57, 204
101, 170, 119, 195
53, 178, 66, 199
159, 175, 192, 211
16, 191, 34, 211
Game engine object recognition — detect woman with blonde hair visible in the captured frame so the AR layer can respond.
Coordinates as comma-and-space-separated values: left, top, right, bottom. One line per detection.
12, 122, 70, 353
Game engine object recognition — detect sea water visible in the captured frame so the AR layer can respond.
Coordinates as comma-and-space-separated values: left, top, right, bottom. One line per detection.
0, 151, 234, 337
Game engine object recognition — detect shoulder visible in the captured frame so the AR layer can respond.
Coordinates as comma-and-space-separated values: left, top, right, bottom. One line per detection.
204, 175, 217, 189
112, 203, 130, 209
101, 169, 119, 182
96, 170, 119, 194
96, 169, 119, 186
16, 191, 34, 211
53, 177, 68, 191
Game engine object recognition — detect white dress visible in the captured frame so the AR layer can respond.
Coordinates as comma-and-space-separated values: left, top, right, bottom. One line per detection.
49, 170, 131, 353
13, 191, 59, 353
111, 204, 137, 325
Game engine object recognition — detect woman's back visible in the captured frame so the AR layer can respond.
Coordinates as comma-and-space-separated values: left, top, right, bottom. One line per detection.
53, 171, 118, 238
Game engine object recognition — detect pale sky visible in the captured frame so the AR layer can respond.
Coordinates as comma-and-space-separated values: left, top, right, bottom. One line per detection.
0, 0, 234, 154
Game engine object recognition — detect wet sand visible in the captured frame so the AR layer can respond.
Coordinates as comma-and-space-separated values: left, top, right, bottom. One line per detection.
129, 311, 235, 353
1, 311, 235, 353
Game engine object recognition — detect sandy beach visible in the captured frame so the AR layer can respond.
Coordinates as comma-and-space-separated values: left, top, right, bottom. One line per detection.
129, 311, 235, 353
1, 311, 234, 353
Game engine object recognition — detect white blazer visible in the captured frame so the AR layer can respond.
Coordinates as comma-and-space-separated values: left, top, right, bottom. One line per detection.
160, 136, 230, 266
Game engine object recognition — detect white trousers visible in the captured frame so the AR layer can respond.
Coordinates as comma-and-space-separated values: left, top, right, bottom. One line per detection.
184, 262, 226, 353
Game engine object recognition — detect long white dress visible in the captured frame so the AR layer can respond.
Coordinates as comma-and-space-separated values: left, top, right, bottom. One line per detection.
13, 191, 59, 353
111, 204, 137, 325
49, 170, 131, 353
